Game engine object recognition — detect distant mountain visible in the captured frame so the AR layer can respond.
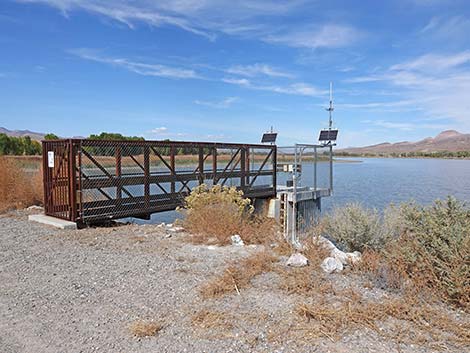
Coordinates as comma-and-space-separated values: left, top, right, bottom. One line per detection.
0, 127, 46, 141
339, 130, 470, 154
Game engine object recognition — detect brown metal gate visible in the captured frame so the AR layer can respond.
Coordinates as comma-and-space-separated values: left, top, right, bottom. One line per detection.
42, 139, 276, 224
42, 140, 79, 221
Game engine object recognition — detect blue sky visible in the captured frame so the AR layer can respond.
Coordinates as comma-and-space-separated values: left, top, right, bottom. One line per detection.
1, 0, 470, 147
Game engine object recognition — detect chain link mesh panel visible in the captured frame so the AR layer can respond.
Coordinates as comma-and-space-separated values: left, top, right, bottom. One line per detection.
69, 140, 276, 222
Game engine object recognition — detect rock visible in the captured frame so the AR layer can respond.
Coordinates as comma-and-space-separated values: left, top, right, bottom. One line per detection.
315, 236, 362, 266
314, 236, 337, 251
286, 253, 309, 267
27, 205, 43, 211
321, 257, 344, 273
168, 226, 184, 233
230, 234, 244, 246
330, 247, 348, 264
346, 251, 362, 264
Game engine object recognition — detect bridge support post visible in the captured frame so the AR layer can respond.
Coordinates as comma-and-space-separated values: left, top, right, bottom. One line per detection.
144, 146, 150, 208
170, 146, 175, 194
115, 146, 122, 200
212, 147, 217, 185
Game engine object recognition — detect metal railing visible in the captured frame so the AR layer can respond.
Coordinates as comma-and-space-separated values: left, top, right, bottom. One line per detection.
277, 143, 334, 245
43, 139, 277, 223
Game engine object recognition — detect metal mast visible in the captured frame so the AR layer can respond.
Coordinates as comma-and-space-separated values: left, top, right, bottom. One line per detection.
326, 82, 334, 130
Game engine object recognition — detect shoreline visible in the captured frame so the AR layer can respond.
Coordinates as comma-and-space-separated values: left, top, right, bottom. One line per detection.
335, 154, 470, 161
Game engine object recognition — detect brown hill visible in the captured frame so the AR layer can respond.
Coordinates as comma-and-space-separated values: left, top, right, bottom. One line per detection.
0, 127, 45, 141
339, 130, 470, 154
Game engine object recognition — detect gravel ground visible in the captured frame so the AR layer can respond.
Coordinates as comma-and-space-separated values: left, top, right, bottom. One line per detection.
0, 210, 467, 353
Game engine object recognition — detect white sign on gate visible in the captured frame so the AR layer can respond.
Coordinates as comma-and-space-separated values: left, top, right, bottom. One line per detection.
47, 151, 54, 168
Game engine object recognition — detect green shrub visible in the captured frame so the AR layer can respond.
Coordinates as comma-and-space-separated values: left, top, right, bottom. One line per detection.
385, 197, 470, 308
323, 203, 393, 252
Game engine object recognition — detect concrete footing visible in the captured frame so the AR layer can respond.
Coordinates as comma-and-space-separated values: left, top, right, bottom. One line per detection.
266, 186, 331, 243
28, 214, 77, 230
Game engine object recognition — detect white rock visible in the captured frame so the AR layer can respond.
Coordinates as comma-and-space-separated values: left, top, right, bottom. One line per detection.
346, 251, 362, 264
207, 245, 217, 250
286, 253, 309, 267
331, 248, 349, 265
314, 236, 337, 251
27, 205, 43, 211
315, 236, 362, 266
321, 257, 344, 273
230, 234, 245, 246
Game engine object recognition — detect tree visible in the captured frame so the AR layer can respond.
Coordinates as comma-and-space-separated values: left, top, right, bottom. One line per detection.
44, 133, 60, 140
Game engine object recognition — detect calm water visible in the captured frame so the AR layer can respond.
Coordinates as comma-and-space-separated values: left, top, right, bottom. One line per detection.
130, 158, 470, 224
323, 158, 470, 212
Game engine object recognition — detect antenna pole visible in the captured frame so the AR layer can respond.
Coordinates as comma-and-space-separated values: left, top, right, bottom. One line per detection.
327, 82, 334, 130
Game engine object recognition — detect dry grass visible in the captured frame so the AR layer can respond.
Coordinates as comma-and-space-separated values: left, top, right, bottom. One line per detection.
351, 249, 409, 292
184, 202, 278, 246
278, 268, 333, 296
182, 184, 279, 246
191, 309, 234, 330
200, 250, 277, 298
129, 320, 163, 337
276, 236, 333, 295
0, 156, 43, 213
302, 236, 332, 267
296, 292, 470, 349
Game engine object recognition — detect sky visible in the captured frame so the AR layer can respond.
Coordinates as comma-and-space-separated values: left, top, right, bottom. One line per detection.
1, 0, 470, 147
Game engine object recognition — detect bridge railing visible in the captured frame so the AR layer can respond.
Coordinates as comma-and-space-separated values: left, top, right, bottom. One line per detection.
42, 139, 276, 223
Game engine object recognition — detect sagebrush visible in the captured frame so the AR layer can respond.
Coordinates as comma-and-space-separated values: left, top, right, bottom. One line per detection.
323, 203, 404, 252
385, 198, 470, 309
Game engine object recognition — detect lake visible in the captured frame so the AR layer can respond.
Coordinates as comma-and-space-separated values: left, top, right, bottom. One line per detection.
131, 157, 470, 224
322, 158, 470, 211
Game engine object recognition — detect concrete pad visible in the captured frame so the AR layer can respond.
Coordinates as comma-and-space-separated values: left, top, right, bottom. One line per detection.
28, 214, 77, 230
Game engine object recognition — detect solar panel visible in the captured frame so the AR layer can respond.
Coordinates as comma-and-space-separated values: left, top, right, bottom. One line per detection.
261, 132, 277, 143
319, 129, 338, 141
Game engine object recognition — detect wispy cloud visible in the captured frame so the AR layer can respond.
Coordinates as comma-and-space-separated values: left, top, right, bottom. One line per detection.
194, 97, 239, 109
18, 0, 364, 51
17, 0, 305, 41
390, 51, 470, 72
146, 126, 188, 139
150, 127, 168, 134
337, 99, 423, 113
362, 119, 448, 131
70, 48, 322, 98
226, 64, 294, 78
348, 51, 470, 128
222, 77, 325, 97
263, 24, 363, 49
69, 48, 201, 79
144, 126, 228, 141
419, 15, 470, 42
